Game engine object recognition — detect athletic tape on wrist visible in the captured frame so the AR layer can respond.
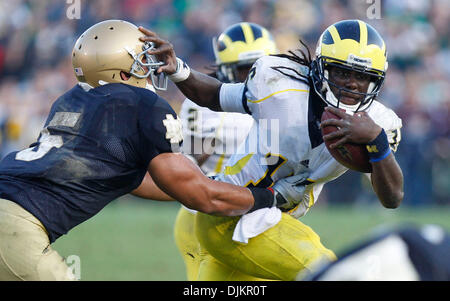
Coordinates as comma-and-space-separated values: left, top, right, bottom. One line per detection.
168, 57, 191, 83
247, 187, 275, 213
366, 129, 391, 162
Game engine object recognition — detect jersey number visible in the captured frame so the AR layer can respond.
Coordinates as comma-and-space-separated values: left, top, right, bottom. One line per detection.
15, 112, 80, 162
245, 153, 287, 188
16, 129, 63, 161
187, 108, 198, 132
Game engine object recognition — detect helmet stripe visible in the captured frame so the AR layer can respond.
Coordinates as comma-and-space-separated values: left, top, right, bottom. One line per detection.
221, 35, 233, 49
241, 22, 255, 43
328, 25, 341, 43
358, 20, 368, 47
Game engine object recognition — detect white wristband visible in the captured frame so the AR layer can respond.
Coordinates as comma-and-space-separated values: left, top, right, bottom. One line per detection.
168, 57, 191, 83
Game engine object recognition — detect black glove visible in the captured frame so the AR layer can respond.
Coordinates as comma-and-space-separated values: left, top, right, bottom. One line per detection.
247, 172, 310, 213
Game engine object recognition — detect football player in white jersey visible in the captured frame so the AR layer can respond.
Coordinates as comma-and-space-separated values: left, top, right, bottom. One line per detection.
139, 19, 404, 280
175, 22, 277, 280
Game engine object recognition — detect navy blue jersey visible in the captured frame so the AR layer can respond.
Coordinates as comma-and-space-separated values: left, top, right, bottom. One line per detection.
0, 83, 181, 243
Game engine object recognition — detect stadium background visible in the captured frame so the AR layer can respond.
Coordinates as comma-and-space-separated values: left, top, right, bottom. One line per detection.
0, 0, 448, 280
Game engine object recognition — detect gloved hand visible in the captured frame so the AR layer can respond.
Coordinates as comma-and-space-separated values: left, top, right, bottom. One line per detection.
272, 172, 310, 212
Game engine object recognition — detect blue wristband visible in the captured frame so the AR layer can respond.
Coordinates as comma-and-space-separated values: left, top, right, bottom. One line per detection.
366, 129, 391, 162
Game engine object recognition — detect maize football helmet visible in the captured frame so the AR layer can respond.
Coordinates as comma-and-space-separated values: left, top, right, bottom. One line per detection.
72, 20, 167, 91
311, 19, 388, 112
213, 22, 278, 83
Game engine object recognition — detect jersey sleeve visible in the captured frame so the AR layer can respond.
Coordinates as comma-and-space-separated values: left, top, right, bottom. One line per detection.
219, 56, 311, 121
241, 56, 311, 121
219, 83, 247, 114
368, 101, 403, 153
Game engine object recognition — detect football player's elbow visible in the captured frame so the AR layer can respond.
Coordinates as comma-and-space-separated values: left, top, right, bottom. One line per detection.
381, 190, 404, 209
187, 199, 217, 215
180, 189, 217, 215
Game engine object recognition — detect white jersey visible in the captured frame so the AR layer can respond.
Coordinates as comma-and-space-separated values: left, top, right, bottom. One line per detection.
217, 55, 402, 241
179, 98, 255, 176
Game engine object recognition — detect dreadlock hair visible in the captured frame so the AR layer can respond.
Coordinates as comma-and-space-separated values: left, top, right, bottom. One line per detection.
271, 39, 327, 118
270, 39, 313, 86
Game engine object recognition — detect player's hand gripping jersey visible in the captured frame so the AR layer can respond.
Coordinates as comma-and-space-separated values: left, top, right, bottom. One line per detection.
0, 83, 181, 243
217, 55, 402, 242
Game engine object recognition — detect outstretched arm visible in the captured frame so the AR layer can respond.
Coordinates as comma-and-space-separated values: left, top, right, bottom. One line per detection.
138, 26, 223, 111
131, 172, 175, 201
321, 107, 404, 208
147, 152, 275, 216
175, 69, 223, 111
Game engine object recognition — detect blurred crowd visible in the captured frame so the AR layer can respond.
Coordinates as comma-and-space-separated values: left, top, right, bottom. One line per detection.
0, 0, 448, 206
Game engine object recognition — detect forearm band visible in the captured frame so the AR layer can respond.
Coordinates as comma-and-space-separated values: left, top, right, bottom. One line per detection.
247, 187, 275, 213
168, 57, 191, 83
366, 129, 391, 162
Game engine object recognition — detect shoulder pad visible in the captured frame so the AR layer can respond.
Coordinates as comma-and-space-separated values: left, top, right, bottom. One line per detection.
246, 56, 310, 100
250, 56, 310, 84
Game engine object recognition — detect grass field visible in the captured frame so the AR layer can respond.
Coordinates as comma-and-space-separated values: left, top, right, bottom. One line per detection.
52, 196, 450, 281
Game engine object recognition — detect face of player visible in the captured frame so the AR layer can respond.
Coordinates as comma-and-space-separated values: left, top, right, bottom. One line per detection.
235, 64, 253, 83
120, 57, 154, 86
327, 65, 372, 106
141, 56, 153, 85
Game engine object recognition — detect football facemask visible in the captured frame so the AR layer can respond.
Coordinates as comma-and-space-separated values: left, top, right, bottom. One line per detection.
311, 19, 388, 112
126, 41, 168, 91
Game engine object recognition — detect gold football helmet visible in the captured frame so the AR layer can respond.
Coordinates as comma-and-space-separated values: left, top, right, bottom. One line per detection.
72, 19, 167, 91
311, 19, 388, 112
213, 22, 278, 83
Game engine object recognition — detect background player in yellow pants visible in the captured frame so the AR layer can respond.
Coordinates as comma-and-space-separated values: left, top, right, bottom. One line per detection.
174, 22, 277, 280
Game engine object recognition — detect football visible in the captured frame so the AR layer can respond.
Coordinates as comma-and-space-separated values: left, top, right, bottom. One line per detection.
321, 110, 372, 173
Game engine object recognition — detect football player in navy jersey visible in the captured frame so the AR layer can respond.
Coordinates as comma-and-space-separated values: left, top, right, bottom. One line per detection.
0, 20, 285, 281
